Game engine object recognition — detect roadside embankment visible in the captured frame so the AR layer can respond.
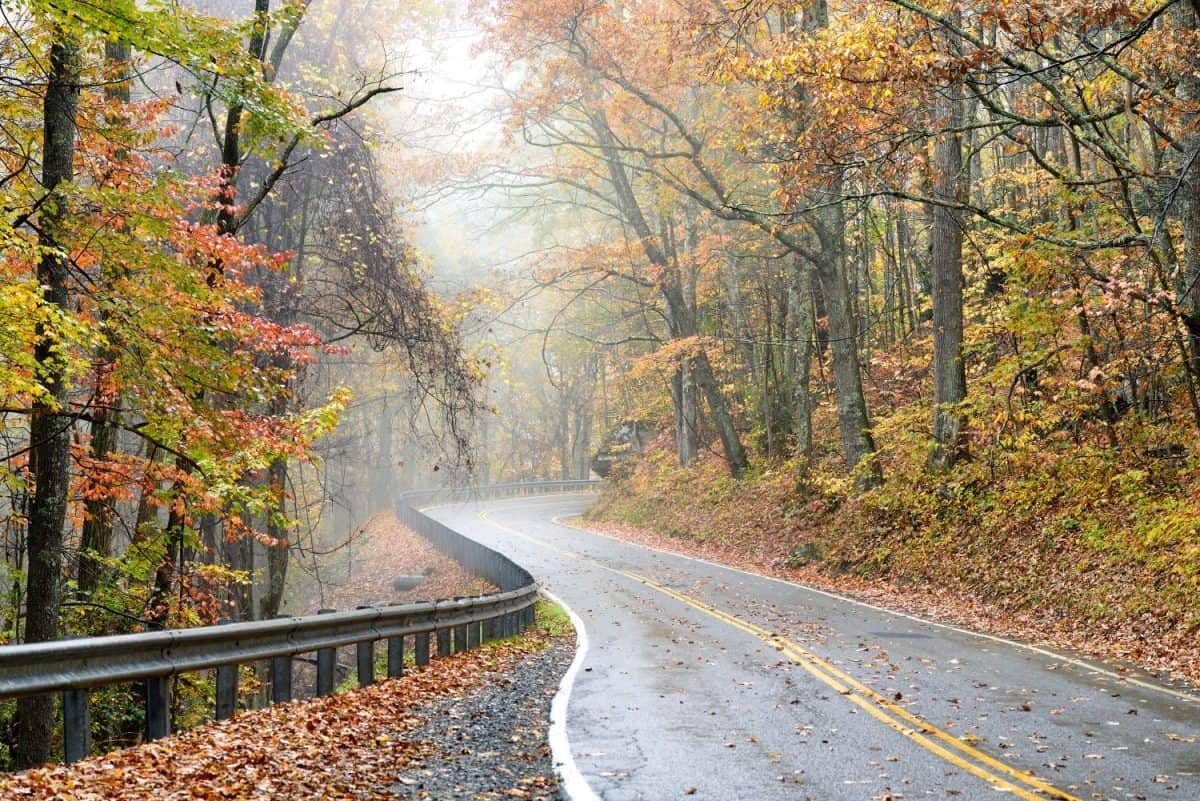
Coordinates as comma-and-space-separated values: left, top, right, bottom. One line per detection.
587, 444, 1200, 688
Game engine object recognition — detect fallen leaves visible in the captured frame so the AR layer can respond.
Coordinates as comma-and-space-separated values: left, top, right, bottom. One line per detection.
578, 515, 1200, 687
0, 639, 555, 800
293, 511, 497, 615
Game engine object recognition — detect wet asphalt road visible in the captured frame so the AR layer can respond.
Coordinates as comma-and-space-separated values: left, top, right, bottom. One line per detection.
427, 494, 1200, 801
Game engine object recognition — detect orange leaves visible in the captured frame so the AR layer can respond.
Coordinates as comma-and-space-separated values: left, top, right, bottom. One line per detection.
0, 642, 546, 800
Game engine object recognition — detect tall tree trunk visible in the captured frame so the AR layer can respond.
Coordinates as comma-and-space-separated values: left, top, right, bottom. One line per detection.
225, 525, 255, 621
790, 260, 816, 461
776, 0, 879, 486
671, 362, 699, 466
78, 39, 132, 599
256, 343, 294, 621
1174, 4, 1200, 373
588, 107, 749, 476
15, 34, 81, 769
927, 61, 969, 471
895, 204, 919, 336
811, 176, 882, 487
258, 457, 289, 621
214, 0, 270, 240
691, 349, 747, 475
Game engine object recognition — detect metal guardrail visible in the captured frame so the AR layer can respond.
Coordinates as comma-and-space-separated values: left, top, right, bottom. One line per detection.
0, 590, 534, 699
398, 480, 600, 591
400, 479, 600, 509
0, 481, 598, 764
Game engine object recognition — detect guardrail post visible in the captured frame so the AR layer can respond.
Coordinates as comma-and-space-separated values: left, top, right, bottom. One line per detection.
63, 688, 89, 763
271, 652, 293, 704
145, 675, 170, 741
215, 619, 238, 719
356, 606, 375, 687
483, 615, 498, 643
415, 631, 430, 666
466, 619, 480, 650
436, 627, 451, 657
316, 608, 336, 696
453, 623, 468, 653
271, 615, 293, 704
387, 633, 405, 678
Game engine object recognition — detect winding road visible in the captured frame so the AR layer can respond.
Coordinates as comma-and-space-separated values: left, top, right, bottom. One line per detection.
427, 493, 1200, 801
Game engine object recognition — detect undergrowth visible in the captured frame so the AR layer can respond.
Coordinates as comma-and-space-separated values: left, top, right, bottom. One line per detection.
590, 434, 1200, 671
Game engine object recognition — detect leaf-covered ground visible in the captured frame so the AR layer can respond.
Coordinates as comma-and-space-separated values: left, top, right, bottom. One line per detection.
288, 510, 497, 615
587, 450, 1200, 689
0, 621, 569, 800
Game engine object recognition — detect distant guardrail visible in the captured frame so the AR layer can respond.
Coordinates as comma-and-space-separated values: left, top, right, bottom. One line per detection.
0, 481, 598, 765
397, 480, 600, 591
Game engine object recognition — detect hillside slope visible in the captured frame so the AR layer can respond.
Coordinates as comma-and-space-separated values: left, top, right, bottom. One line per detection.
588, 440, 1200, 687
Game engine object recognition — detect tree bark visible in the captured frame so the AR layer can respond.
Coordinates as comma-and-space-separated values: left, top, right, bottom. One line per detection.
671, 361, 699, 466
77, 39, 132, 599
15, 34, 81, 769
258, 457, 289, 621
927, 65, 969, 471
1174, 4, 1200, 373
811, 176, 882, 487
789, 260, 816, 461
214, 0, 270, 241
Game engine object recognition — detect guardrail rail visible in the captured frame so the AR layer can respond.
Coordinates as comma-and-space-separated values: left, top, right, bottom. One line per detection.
0, 480, 598, 765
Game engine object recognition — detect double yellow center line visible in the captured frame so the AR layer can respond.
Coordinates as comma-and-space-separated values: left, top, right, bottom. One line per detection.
479, 510, 1079, 801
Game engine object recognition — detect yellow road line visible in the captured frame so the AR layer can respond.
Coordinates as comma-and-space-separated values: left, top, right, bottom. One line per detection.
478, 511, 1080, 801
553, 514, 1200, 708
625, 570, 1078, 801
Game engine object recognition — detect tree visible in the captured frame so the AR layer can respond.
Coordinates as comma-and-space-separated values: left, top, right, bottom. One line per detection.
926, 8, 967, 470
14, 27, 81, 770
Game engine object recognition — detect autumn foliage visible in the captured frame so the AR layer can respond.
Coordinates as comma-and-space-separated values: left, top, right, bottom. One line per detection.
464, 0, 1200, 677
0, 0, 480, 768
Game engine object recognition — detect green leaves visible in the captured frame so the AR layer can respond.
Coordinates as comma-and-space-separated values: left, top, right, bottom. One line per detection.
30, 0, 307, 143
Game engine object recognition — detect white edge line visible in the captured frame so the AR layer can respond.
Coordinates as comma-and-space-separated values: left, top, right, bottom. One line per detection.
540, 588, 602, 801
424, 497, 1198, 703
549, 513, 1200, 706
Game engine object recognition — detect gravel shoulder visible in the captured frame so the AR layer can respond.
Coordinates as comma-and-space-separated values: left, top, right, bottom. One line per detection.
0, 605, 576, 799
393, 637, 574, 801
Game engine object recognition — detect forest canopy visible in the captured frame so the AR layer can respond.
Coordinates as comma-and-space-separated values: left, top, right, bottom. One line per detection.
3, 0, 1200, 771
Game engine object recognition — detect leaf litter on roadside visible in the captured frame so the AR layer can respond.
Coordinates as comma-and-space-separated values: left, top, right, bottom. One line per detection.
0, 637, 563, 800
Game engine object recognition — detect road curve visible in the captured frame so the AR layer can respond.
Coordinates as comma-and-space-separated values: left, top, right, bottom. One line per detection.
427, 493, 1200, 801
